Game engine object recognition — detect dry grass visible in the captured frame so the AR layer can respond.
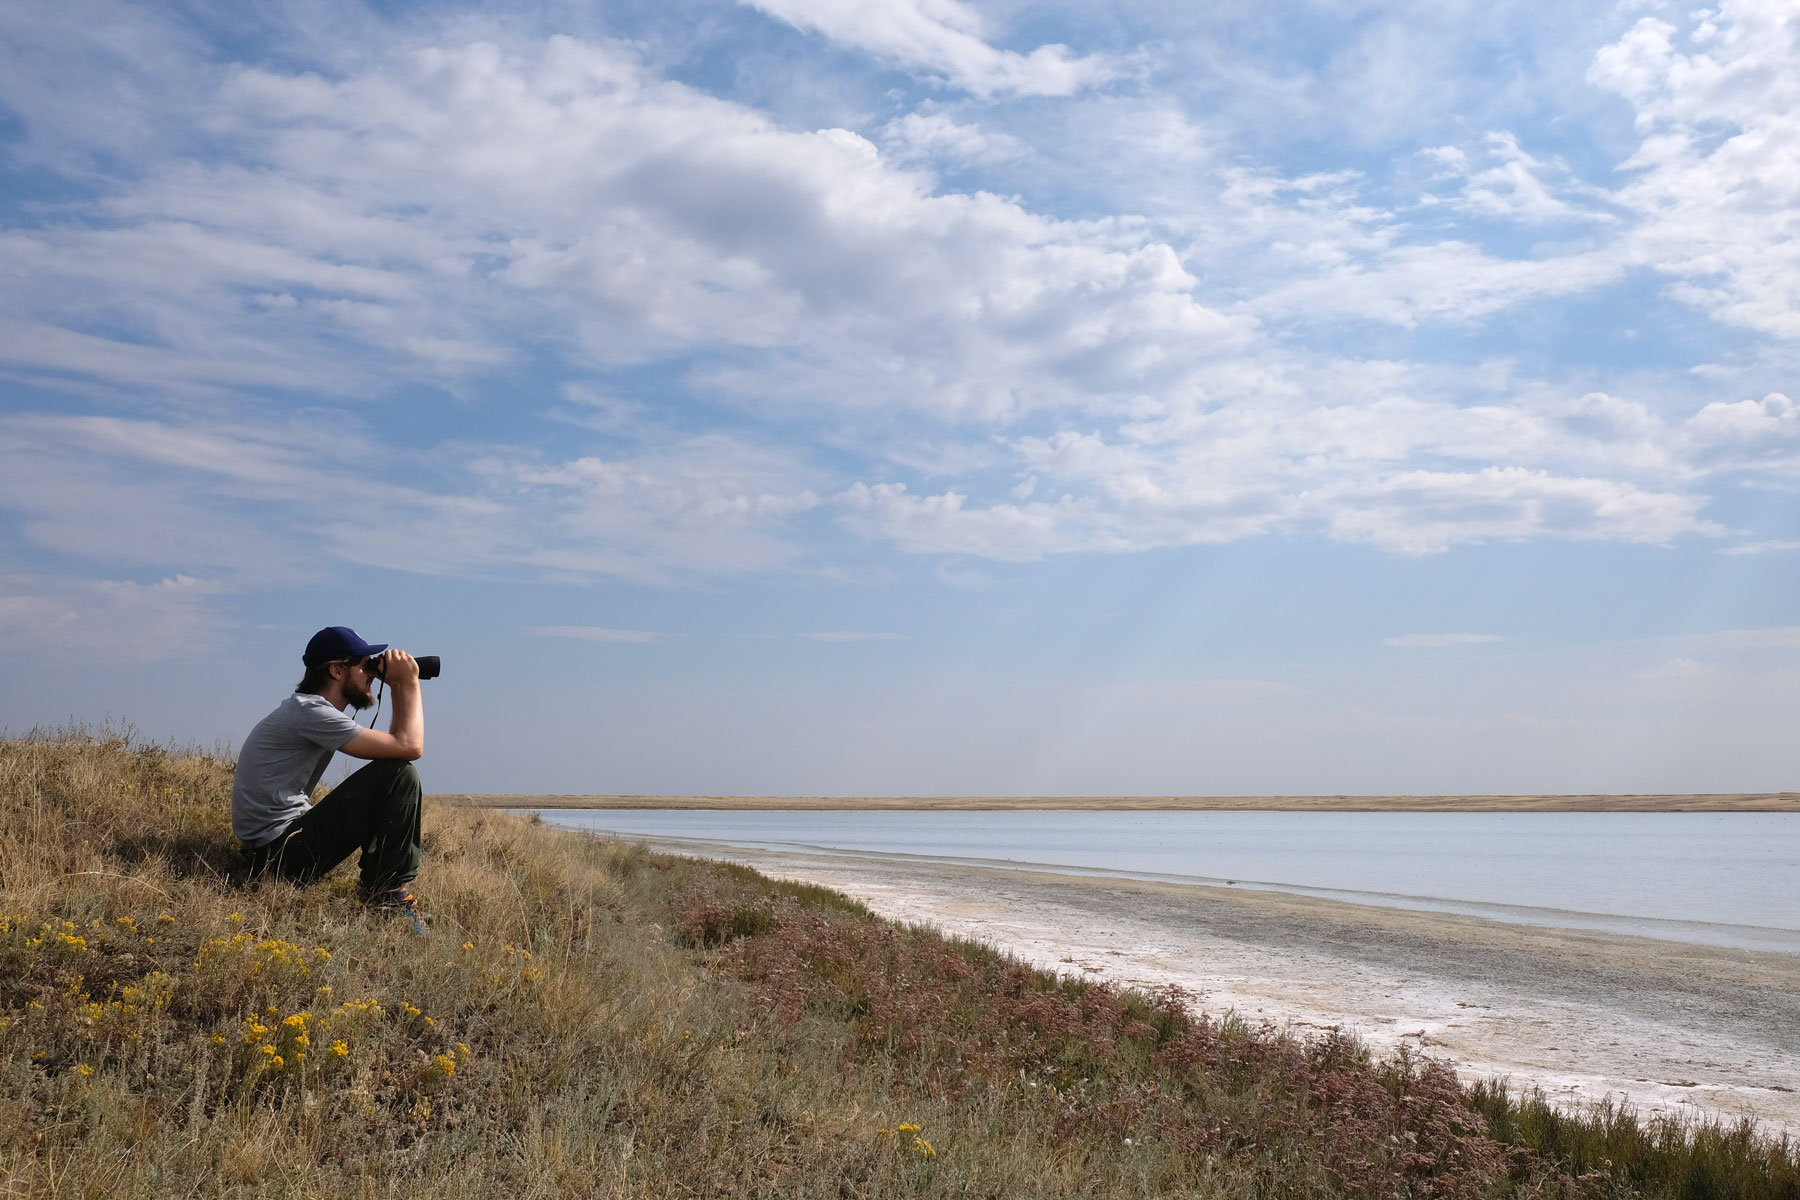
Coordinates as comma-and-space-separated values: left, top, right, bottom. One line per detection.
3, 729, 1796, 1198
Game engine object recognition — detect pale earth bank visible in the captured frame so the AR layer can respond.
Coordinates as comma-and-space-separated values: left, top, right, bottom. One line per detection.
542, 831, 1800, 1139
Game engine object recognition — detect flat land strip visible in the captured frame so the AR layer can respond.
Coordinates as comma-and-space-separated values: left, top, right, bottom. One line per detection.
434, 791, 1800, 811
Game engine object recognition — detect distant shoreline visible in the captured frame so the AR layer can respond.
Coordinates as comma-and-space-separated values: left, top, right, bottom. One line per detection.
431, 791, 1800, 811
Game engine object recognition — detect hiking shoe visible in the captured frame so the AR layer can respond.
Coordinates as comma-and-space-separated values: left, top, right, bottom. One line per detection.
365, 887, 430, 934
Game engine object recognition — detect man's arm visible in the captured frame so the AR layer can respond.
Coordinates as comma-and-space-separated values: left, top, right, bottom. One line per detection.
340, 649, 425, 761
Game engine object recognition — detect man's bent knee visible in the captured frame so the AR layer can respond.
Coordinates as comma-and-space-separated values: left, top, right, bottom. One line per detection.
350, 757, 420, 787
380, 759, 421, 802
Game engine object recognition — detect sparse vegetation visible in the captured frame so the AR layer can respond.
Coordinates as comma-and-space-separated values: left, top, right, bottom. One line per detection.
2, 729, 1795, 1197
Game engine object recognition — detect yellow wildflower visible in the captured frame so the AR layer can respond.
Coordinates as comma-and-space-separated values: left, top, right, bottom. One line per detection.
75, 1064, 93, 1077
434, 1054, 457, 1075
330, 1040, 349, 1057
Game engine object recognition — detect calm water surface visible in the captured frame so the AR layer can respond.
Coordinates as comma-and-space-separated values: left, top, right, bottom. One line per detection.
537, 811, 1800, 952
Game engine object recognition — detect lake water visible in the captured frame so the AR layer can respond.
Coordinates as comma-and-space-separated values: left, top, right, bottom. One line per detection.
536, 810, 1800, 952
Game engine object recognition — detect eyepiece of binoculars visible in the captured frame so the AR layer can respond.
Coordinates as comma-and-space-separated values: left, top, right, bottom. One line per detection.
372, 654, 440, 681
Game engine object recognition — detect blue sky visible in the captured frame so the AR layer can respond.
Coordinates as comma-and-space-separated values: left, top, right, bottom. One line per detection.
2, 0, 1798, 795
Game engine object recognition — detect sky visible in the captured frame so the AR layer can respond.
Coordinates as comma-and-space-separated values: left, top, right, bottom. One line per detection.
1, 0, 1798, 796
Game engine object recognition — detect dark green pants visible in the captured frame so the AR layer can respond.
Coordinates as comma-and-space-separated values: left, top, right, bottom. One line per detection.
248, 758, 422, 893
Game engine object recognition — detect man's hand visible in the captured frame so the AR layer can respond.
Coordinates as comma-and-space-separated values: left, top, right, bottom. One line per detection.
377, 648, 421, 686
342, 648, 425, 761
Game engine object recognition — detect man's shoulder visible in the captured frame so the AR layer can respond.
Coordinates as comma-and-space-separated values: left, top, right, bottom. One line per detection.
252, 692, 319, 728
248, 693, 357, 743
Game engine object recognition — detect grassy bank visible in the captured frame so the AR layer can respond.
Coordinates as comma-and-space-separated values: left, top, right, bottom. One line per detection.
2, 732, 1795, 1198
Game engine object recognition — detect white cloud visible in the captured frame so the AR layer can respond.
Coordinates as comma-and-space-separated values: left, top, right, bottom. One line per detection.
1162, 0, 1795, 345
1590, 1, 1800, 338
838, 461, 1719, 560
0, 1, 222, 174
1420, 132, 1618, 225
0, 7, 1795, 580
481, 435, 824, 579
1384, 632, 1505, 648
839, 483, 1137, 561
1683, 393, 1800, 470
1721, 539, 1800, 555
1247, 237, 1627, 329
827, 382, 1726, 558
0, 413, 517, 580
1155, 678, 1309, 703
0, 572, 233, 661
797, 630, 903, 642
0, 33, 1243, 428
883, 111, 1027, 165
1709, 626, 1800, 651
1631, 656, 1710, 682
0, 414, 824, 584
527, 626, 673, 644
1310, 466, 1717, 554
1177, 0, 1800, 354
738, 0, 1115, 97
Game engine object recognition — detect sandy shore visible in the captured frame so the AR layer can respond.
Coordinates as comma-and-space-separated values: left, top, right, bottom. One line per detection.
446, 792, 1800, 811
593, 834, 1800, 1138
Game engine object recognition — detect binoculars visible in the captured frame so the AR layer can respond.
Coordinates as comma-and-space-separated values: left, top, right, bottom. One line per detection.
371, 654, 441, 681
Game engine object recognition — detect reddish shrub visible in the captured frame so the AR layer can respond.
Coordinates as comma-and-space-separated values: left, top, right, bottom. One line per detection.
674, 865, 1596, 1198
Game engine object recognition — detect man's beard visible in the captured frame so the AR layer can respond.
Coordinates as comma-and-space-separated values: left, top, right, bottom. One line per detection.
344, 678, 375, 711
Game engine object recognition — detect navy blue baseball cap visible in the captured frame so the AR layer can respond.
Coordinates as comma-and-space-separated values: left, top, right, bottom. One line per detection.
302, 626, 389, 668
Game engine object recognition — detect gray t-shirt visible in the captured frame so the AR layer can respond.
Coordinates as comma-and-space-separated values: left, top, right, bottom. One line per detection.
231, 693, 364, 845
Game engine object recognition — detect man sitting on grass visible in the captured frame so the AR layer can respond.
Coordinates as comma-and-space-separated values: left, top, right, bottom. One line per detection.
232, 626, 426, 927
